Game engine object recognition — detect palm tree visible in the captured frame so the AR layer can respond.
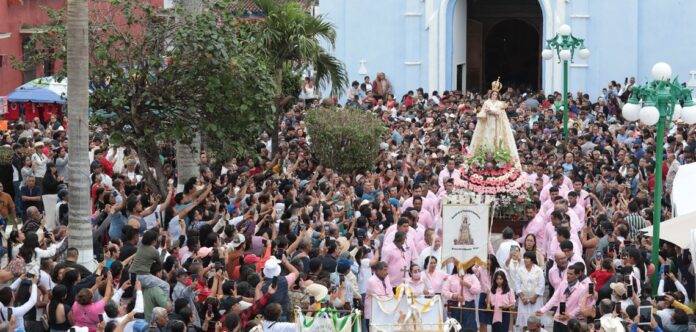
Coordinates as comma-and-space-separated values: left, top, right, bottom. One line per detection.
175, 0, 204, 192
66, 0, 95, 270
254, 0, 348, 152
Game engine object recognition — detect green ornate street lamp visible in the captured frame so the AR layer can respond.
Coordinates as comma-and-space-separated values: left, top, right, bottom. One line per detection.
541, 24, 590, 144
622, 62, 696, 292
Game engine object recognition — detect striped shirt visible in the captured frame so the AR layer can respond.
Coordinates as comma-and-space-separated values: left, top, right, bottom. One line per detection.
625, 212, 646, 240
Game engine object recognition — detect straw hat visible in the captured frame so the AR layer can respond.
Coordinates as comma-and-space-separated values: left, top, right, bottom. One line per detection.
305, 284, 328, 301
337, 237, 351, 254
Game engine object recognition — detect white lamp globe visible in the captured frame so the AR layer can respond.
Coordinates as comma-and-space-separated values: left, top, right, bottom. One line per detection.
541, 49, 553, 60
651, 62, 672, 81
622, 102, 641, 122
682, 105, 696, 124
640, 106, 661, 125
578, 48, 590, 59
559, 49, 572, 61
672, 104, 683, 121
558, 24, 571, 36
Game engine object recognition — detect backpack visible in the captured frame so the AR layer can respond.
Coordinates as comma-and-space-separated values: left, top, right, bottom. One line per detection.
9, 255, 26, 278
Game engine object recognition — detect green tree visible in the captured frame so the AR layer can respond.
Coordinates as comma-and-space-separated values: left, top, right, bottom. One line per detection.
254, 0, 349, 151
305, 108, 386, 174
20, 0, 275, 195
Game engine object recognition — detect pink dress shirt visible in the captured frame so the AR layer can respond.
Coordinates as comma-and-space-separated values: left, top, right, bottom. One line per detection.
540, 279, 589, 325
407, 277, 429, 296
520, 214, 547, 250
382, 226, 419, 259
475, 266, 493, 293
540, 200, 555, 216
438, 168, 461, 187
418, 209, 435, 230
539, 183, 569, 203
570, 203, 586, 225
426, 191, 441, 222
489, 288, 516, 323
528, 173, 550, 188
400, 196, 437, 217
382, 244, 415, 287
547, 264, 568, 291
365, 275, 394, 319
443, 273, 481, 303
424, 269, 449, 294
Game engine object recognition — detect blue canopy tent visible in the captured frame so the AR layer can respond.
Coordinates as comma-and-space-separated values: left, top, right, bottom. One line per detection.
7, 77, 67, 104
5, 77, 67, 122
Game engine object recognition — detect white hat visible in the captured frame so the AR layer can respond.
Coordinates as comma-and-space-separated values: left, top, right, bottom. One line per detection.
263, 258, 282, 278
230, 233, 245, 249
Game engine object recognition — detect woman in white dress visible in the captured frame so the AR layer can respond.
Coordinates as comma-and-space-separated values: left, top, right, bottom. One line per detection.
512, 251, 545, 329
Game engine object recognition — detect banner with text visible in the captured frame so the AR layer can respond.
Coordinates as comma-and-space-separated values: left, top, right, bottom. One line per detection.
441, 202, 490, 267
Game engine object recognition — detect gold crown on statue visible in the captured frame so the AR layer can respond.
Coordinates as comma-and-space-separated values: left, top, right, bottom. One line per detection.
491, 77, 503, 92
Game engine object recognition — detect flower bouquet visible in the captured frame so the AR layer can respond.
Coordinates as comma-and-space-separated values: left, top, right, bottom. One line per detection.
454, 139, 528, 195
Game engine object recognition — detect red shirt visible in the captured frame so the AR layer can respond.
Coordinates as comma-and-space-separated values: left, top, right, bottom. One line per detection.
590, 269, 614, 290
99, 157, 114, 177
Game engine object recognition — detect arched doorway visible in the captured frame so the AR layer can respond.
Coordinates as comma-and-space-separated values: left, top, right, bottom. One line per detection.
484, 19, 540, 91
460, 0, 544, 92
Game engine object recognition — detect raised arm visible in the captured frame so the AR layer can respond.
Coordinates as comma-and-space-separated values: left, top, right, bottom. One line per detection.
287, 230, 308, 254
13, 278, 38, 317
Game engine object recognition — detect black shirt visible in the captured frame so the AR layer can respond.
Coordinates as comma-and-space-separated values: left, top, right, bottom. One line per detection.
322, 254, 337, 273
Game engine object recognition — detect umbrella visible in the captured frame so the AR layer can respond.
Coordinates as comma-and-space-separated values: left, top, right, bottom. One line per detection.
8, 77, 68, 104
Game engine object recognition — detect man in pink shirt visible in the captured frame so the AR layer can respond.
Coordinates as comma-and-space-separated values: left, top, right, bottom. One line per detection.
568, 191, 586, 222
438, 158, 461, 187
400, 185, 435, 214
443, 262, 481, 330
383, 217, 420, 259
519, 205, 546, 249
424, 188, 440, 222
413, 196, 435, 230
527, 163, 551, 188
543, 200, 582, 235
546, 222, 582, 262
547, 252, 568, 292
542, 211, 564, 257
537, 263, 588, 331
540, 175, 569, 203
540, 188, 563, 215
416, 228, 435, 253
572, 179, 592, 208
365, 262, 394, 324
382, 231, 415, 287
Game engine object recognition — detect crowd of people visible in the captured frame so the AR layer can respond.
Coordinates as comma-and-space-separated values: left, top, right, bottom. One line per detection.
0, 72, 695, 332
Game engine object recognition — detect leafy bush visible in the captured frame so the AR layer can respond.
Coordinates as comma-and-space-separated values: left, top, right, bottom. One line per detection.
305, 107, 386, 174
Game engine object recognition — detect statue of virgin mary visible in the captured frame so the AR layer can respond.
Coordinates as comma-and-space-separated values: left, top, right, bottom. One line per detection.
469, 78, 520, 161
455, 78, 526, 194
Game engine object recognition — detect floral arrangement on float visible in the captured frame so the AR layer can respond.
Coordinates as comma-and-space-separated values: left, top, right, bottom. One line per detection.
454, 139, 530, 218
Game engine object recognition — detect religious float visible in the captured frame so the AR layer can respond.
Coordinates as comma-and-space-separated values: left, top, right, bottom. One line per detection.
369, 285, 460, 332
454, 78, 530, 233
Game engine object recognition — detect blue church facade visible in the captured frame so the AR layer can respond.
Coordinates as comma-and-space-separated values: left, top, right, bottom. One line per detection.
318, 0, 696, 98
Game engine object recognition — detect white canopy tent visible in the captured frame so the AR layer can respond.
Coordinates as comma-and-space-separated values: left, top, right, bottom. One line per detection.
672, 162, 696, 217
639, 210, 696, 248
